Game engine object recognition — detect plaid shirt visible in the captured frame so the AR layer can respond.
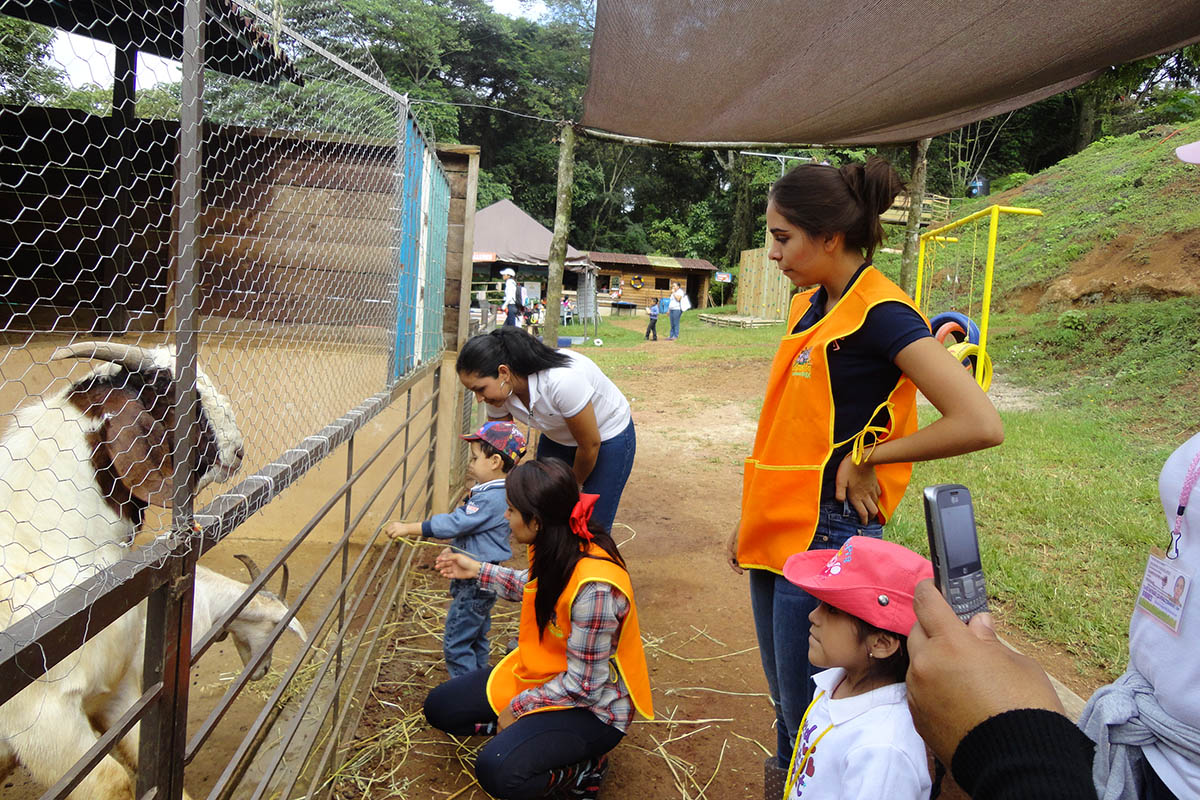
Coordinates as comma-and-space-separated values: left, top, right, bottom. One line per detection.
479, 562, 634, 731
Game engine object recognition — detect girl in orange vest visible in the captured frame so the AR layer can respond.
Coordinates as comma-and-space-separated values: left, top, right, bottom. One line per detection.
425, 458, 652, 800
723, 157, 1004, 797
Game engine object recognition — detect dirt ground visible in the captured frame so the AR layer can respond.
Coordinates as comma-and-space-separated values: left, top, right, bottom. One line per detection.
324, 321, 1101, 800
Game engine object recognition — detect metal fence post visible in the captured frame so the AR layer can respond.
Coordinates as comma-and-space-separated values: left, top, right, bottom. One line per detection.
138, 0, 203, 795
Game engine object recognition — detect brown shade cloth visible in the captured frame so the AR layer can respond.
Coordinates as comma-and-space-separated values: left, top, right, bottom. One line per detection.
473, 199, 591, 269
580, 0, 1200, 145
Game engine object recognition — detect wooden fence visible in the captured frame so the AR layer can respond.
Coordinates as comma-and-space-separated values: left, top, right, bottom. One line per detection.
736, 246, 793, 321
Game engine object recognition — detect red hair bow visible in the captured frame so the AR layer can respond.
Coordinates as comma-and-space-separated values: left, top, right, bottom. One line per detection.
570, 493, 600, 543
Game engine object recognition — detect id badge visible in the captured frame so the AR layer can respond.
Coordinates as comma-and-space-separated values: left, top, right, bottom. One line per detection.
1135, 548, 1192, 634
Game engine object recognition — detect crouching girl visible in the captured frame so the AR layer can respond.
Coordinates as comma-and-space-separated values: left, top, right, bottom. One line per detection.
424, 458, 653, 799
781, 536, 934, 800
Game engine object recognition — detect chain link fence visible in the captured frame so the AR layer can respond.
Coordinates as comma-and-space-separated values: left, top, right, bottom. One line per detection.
0, 1, 470, 797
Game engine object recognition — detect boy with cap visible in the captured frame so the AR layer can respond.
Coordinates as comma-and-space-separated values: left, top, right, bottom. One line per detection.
780, 536, 934, 800
385, 421, 526, 676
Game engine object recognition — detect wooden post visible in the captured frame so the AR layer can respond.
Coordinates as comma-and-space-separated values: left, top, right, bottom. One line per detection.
100, 43, 136, 333
899, 137, 931, 296
543, 123, 576, 346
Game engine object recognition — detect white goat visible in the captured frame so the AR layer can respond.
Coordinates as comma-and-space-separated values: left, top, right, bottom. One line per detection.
0, 342, 243, 800
193, 555, 307, 682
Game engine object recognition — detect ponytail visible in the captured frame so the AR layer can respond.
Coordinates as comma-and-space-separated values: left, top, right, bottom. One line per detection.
769, 155, 906, 262
456, 327, 570, 379
505, 459, 626, 638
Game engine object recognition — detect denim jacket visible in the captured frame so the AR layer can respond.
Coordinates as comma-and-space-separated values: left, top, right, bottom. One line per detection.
420, 478, 512, 564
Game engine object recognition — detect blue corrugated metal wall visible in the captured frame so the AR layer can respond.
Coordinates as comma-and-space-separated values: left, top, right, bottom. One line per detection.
391, 112, 450, 382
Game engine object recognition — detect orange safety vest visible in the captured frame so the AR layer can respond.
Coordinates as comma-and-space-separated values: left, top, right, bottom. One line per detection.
737, 266, 924, 573
486, 544, 654, 721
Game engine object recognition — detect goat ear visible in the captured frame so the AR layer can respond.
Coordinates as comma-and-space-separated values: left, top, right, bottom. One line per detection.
100, 388, 174, 506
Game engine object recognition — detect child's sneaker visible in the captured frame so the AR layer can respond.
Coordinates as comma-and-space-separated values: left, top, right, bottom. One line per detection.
560, 753, 609, 799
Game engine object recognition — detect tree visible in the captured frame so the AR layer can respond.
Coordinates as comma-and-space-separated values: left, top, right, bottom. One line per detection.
0, 19, 67, 105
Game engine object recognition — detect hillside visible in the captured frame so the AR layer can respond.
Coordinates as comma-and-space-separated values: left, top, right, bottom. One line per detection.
868, 120, 1200, 435
937, 118, 1200, 310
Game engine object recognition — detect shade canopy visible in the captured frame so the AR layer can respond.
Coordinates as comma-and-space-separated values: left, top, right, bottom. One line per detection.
580, 0, 1200, 145
472, 199, 591, 270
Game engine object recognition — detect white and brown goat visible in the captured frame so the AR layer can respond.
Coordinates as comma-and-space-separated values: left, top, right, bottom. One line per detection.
194, 554, 308, 682
0, 342, 244, 799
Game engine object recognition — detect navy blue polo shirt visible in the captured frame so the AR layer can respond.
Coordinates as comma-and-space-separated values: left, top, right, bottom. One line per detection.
791, 264, 931, 503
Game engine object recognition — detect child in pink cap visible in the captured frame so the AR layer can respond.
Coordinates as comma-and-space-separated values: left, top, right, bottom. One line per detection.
779, 536, 934, 800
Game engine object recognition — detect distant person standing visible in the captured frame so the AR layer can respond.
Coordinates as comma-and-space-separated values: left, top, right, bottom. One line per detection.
501, 267, 521, 327
667, 282, 686, 340
645, 301, 659, 341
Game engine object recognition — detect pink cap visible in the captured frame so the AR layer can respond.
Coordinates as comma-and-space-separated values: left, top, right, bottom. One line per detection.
782, 537, 933, 635
1177, 140, 1200, 164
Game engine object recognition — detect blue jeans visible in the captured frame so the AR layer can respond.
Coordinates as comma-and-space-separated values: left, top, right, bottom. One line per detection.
444, 578, 497, 678
668, 308, 682, 338
536, 419, 636, 533
424, 667, 625, 799
504, 304, 521, 326
749, 500, 884, 768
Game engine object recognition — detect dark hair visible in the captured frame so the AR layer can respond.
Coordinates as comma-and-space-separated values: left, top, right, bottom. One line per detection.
474, 439, 517, 473
769, 156, 906, 262
852, 615, 910, 685
504, 458, 626, 637
456, 327, 570, 379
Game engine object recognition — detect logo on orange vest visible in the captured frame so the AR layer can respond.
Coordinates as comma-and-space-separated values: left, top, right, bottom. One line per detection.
791, 347, 813, 378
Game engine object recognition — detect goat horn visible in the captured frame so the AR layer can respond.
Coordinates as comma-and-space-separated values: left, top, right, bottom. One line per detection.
234, 553, 262, 582
279, 564, 289, 602
50, 341, 160, 373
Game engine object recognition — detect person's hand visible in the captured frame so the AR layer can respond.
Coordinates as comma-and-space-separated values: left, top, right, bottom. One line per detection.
906, 580, 1065, 766
435, 548, 481, 580
384, 521, 421, 540
834, 455, 881, 524
726, 522, 744, 575
497, 705, 517, 731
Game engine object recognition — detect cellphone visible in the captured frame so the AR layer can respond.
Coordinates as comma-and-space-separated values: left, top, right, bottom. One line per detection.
923, 484, 989, 622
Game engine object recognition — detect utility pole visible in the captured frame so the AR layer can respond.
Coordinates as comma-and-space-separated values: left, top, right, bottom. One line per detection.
900, 137, 931, 296
543, 122, 576, 346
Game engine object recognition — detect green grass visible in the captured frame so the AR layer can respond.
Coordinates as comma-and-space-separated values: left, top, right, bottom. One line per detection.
986, 298, 1200, 434
886, 405, 1171, 679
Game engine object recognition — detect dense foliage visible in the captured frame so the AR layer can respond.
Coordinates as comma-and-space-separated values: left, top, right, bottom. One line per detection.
1, 3, 1197, 277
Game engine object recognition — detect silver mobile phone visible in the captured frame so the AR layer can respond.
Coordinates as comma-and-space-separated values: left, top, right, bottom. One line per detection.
923, 484, 989, 622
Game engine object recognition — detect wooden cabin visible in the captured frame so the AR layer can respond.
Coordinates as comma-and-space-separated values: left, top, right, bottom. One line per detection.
587, 252, 717, 313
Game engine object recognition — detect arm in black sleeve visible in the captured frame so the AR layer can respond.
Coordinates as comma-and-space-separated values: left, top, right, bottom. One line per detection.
952, 709, 1098, 800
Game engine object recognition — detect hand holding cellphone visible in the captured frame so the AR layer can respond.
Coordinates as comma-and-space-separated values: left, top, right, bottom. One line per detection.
923, 484, 989, 622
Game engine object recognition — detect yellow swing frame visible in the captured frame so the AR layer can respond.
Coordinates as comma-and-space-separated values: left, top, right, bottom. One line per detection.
914, 204, 1043, 390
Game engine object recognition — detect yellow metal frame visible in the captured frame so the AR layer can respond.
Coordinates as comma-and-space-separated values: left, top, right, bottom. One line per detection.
914, 204, 1043, 389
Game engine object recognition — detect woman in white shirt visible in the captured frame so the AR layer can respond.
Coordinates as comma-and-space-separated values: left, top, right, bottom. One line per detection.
457, 328, 635, 532
667, 282, 686, 340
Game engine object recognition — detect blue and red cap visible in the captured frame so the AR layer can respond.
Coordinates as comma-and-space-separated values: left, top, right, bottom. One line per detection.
461, 421, 527, 461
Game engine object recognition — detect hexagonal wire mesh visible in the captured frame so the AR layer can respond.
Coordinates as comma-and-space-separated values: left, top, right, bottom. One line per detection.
0, 1, 454, 797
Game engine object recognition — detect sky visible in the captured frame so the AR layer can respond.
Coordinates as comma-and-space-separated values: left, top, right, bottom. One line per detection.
49, 0, 545, 90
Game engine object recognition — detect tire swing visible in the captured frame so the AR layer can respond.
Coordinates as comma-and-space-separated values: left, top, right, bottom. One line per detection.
929, 311, 981, 345
947, 341, 994, 392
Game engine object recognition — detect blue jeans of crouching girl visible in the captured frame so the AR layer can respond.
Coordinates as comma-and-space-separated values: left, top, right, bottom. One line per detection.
749, 500, 884, 769
444, 578, 498, 678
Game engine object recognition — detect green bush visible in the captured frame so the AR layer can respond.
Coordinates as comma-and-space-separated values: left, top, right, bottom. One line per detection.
993, 171, 1033, 193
